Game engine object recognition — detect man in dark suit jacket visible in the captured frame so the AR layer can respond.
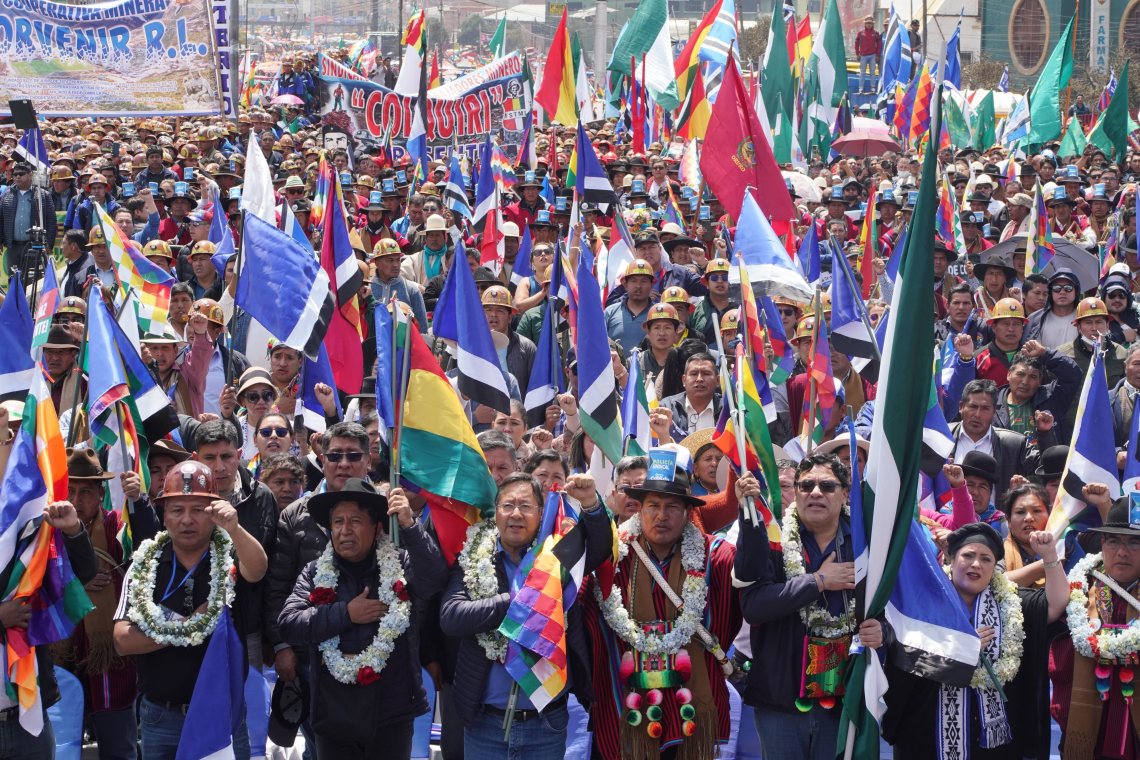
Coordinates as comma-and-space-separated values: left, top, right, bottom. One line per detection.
658, 352, 723, 442
951, 378, 1056, 507
0, 161, 56, 273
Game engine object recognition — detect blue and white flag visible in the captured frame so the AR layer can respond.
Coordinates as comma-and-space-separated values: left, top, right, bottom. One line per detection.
174, 608, 246, 760
404, 54, 431, 180
296, 342, 343, 434
210, 226, 236, 281
15, 129, 49, 173
699, 0, 740, 102
997, 65, 1010, 93
797, 222, 821, 285
575, 248, 622, 465
1001, 91, 1031, 145
511, 226, 534, 287
472, 137, 498, 227
540, 173, 555, 206
235, 213, 334, 361
729, 192, 813, 303
875, 9, 912, 121
0, 274, 34, 401
279, 200, 312, 251
435, 240, 511, 414
524, 297, 563, 427
444, 154, 472, 220
944, 15, 962, 90
620, 349, 652, 456
830, 245, 876, 359
1047, 345, 1123, 539
574, 122, 619, 209
885, 224, 906, 283
1122, 399, 1140, 493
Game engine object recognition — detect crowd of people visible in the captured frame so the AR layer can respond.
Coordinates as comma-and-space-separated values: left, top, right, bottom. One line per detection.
0, 52, 1138, 760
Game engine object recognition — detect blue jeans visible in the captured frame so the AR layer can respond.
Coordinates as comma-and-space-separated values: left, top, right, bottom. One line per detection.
859, 55, 878, 91
0, 710, 54, 760
464, 702, 568, 760
90, 707, 138, 760
139, 697, 250, 760
753, 703, 840, 760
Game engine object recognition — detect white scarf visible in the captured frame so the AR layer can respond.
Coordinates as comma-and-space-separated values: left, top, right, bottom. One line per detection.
937, 585, 1011, 760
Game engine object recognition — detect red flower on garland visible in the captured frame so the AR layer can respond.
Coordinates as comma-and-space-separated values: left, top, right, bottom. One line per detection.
358, 666, 381, 685
393, 580, 410, 601
309, 587, 337, 605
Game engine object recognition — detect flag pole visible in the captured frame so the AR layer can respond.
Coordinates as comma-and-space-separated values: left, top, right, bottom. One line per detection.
65, 283, 93, 448
712, 315, 759, 528
806, 286, 821, 454
227, 212, 246, 389
114, 402, 135, 516
390, 303, 413, 548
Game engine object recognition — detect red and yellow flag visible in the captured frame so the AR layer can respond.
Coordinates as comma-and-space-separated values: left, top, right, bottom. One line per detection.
673, 0, 722, 101
535, 9, 577, 125
429, 49, 442, 89
675, 63, 711, 141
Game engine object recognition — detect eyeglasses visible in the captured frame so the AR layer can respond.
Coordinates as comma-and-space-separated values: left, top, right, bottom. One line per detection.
1103, 536, 1140, 551
496, 502, 539, 516
244, 390, 276, 404
1051, 284, 1076, 293
258, 426, 289, 438
325, 451, 365, 463
707, 273, 728, 282
795, 479, 842, 494
189, 221, 210, 227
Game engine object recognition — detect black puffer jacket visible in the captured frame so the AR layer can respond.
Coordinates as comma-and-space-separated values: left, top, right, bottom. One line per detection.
439, 508, 614, 728
230, 467, 279, 642
264, 491, 327, 658
278, 520, 447, 740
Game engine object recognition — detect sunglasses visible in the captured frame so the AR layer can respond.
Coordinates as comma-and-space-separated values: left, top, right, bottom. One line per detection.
189, 221, 210, 227
285, 188, 305, 195
244, 390, 276, 404
1051, 283, 1076, 293
707, 273, 728, 282
1107, 291, 1129, 299
54, 314, 83, 324
258, 426, 289, 438
795, 479, 841, 494
12, 171, 27, 177
325, 451, 365, 463
779, 308, 798, 317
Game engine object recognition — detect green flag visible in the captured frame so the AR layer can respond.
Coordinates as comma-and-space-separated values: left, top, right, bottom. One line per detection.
607, 0, 679, 109
1028, 17, 1075, 147
837, 83, 941, 760
1093, 59, 1131, 159
489, 17, 507, 59
762, 6, 794, 129
804, 0, 848, 109
773, 93, 792, 164
943, 94, 972, 149
970, 90, 995, 150
1058, 116, 1088, 158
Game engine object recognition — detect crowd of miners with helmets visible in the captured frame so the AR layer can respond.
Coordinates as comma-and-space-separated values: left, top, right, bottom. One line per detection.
0, 71, 1139, 760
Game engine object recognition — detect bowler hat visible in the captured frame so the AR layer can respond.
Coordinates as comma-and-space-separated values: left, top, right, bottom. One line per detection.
308, 478, 389, 530
958, 451, 998, 485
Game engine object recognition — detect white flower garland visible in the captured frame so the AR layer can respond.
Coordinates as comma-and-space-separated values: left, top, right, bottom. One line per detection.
126, 529, 235, 647
780, 501, 857, 638
592, 514, 709, 655
942, 564, 1025, 688
315, 539, 412, 685
457, 520, 509, 662
1067, 552, 1140, 661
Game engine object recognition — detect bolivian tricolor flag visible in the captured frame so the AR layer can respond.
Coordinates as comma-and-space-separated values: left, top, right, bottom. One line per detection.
673, 0, 721, 103
675, 62, 710, 141
429, 49, 442, 89
398, 326, 498, 564
535, 9, 577, 125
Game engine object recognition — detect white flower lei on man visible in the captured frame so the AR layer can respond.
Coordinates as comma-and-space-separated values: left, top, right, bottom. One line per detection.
1067, 552, 1140, 661
127, 528, 235, 647
591, 514, 708, 655
780, 501, 857, 638
315, 538, 411, 685
458, 519, 510, 662
942, 563, 1025, 688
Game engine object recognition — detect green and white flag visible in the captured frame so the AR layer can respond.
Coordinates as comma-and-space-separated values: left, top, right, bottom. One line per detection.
489, 17, 507, 59
607, 0, 679, 109
1028, 17, 1074, 148
1088, 59, 1131, 159
761, 6, 794, 129
804, 0, 848, 123
1058, 116, 1088, 158
837, 85, 944, 760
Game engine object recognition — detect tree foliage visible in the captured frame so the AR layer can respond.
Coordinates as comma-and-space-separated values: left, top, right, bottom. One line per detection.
739, 17, 770, 65
458, 15, 484, 47
961, 52, 1007, 91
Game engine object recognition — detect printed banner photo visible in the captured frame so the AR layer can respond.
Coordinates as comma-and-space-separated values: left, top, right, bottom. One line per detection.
319, 50, 530, 164
0, 0, 223, 117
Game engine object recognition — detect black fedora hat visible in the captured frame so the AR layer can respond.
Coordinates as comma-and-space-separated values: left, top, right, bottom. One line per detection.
308, 478, 388, 530
974, 254, 1016, 282
349, 376, 377, 401
958, 451, 998, 485
624, 448, 705, 507
1034, 445, 1068, 480
1088, 496, 1140, 537
267, 675, 310, 747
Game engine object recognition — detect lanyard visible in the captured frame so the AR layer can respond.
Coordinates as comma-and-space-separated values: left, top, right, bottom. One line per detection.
160, 549, 208, 605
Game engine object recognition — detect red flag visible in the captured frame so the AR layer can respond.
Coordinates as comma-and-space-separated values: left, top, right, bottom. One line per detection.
699, 57, 795, 222
481, 210, 503, 271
